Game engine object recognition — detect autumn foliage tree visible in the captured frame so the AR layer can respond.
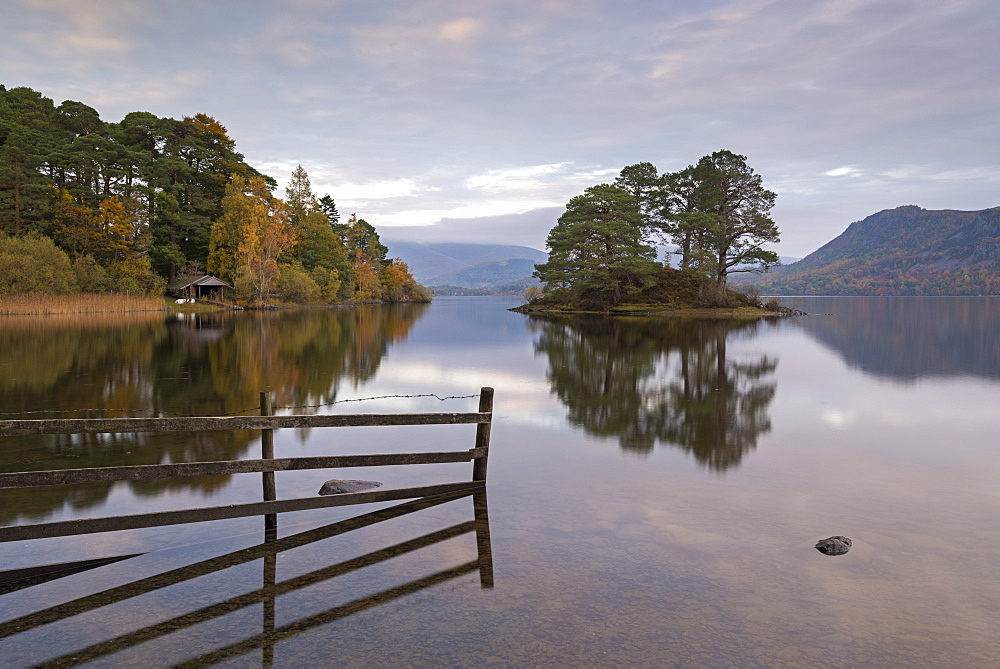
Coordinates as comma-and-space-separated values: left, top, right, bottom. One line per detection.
379, 260, 412, 300
352, 255, 383, 302
209, 175, 296, 305
284, 165, 351, 301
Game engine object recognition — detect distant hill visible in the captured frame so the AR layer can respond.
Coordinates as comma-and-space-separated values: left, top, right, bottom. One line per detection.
430, 277, 539, 296
384, 241, 547, 286
658, 245, 798, 269
426, 258, 540, 288
737, 206, 1000, 295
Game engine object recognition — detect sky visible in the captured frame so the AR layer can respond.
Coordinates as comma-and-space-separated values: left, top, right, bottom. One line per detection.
2, 0, 998, 257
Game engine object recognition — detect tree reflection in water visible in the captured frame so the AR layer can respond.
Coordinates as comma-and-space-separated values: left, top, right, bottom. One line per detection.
0, 304, 428, 524
530, 315, 777, 471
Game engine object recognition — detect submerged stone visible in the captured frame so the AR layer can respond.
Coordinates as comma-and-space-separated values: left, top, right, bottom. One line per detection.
815, 536, 852, 555
318, 479, 383, 496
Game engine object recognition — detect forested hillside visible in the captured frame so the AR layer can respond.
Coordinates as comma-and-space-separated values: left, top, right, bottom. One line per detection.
0, 84, 426, 304
741, 206, 1000, 295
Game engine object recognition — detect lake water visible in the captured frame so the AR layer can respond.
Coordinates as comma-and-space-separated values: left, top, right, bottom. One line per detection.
1, 296, 999, 666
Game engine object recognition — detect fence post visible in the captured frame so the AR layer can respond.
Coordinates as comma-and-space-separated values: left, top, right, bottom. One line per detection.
472, 387, 493, 481
473, 489, 494, 588
260, 390, 277, 536
262, 550, 277, 663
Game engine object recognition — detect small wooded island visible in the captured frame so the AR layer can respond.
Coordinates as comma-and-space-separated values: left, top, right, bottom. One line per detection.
513, 152, 797, 317
512, 265, 796, 317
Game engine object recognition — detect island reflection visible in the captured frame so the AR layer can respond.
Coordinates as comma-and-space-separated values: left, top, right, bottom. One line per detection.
529, 315, 777, 471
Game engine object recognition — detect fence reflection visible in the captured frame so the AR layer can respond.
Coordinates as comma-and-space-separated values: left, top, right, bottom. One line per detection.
0, 489, 493, 666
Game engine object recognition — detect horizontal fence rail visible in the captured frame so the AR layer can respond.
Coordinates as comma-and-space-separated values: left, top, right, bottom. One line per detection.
0, 449, 488, 488
0, 411, 490, 437
0, 387, 495, 543
0, 482, 484, 542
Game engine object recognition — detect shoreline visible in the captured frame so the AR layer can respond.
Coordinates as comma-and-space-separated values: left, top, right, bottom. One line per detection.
0, 293, 432, 316
509, 304, 805, 317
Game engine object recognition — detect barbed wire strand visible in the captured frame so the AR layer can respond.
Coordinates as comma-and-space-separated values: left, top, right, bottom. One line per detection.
0, 393, 481, 418
277, 393, 479, 412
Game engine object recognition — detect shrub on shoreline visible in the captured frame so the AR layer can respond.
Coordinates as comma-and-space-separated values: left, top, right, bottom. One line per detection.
0, 234, 79, 295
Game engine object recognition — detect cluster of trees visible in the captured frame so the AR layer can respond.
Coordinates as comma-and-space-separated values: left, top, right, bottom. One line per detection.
534, 150, 779, 306
0, 84, 427, 304
206, 165, 427, 305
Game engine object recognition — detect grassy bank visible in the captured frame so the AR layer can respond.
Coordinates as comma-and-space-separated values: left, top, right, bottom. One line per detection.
513, 303, 787, 318
0, 293, 168, 316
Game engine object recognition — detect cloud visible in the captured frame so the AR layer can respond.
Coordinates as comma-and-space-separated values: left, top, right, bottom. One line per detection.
378, 361, 547, 392
438, 17, 483, 42
465, 163, 570, 191
332, 179, 437, 201
821, 408, 856, 428
62, 34, 131, 55
826, 166, 863, 177
381, 207, 560, 249
9, 0, 146, 57
376, 199, 561, 227
879, 165, 1000, 183
276, 41, 317, 68
464, 163, 620, 195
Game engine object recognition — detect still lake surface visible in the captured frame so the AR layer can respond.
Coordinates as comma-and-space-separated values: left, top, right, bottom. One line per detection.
1, 296, 999, 666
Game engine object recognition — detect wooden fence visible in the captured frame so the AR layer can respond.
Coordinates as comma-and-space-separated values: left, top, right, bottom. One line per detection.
0, 489, 494, 664
0, 387, 494, 543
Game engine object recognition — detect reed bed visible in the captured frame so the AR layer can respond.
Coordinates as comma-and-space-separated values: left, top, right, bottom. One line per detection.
0, 293, 167, 316
0, 310, 168, 331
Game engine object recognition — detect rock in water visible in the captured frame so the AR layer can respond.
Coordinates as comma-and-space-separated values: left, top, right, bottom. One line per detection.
318, 479, 383, 496
815, 536, 852, 555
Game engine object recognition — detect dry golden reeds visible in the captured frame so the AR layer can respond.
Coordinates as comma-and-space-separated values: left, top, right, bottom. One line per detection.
0, 293, 167, 316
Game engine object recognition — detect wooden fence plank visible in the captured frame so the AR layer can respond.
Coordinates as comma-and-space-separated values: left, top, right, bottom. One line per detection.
0, 411, 491, 436
0, 481, 484, 542
0, 449, 487, 488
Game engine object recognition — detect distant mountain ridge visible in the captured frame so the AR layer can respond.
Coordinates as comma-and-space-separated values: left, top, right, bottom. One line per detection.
386, 240, 802, 293
425, 258, 540, 288
384, 241, 547, 287
739, 206, 1000, 295
656, 244, 799, 269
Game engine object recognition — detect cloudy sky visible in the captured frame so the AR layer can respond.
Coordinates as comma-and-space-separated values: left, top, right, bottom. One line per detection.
2, 0, 998, 256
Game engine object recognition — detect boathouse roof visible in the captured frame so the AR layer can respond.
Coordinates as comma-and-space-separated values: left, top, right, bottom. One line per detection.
169, 274, 230, 291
